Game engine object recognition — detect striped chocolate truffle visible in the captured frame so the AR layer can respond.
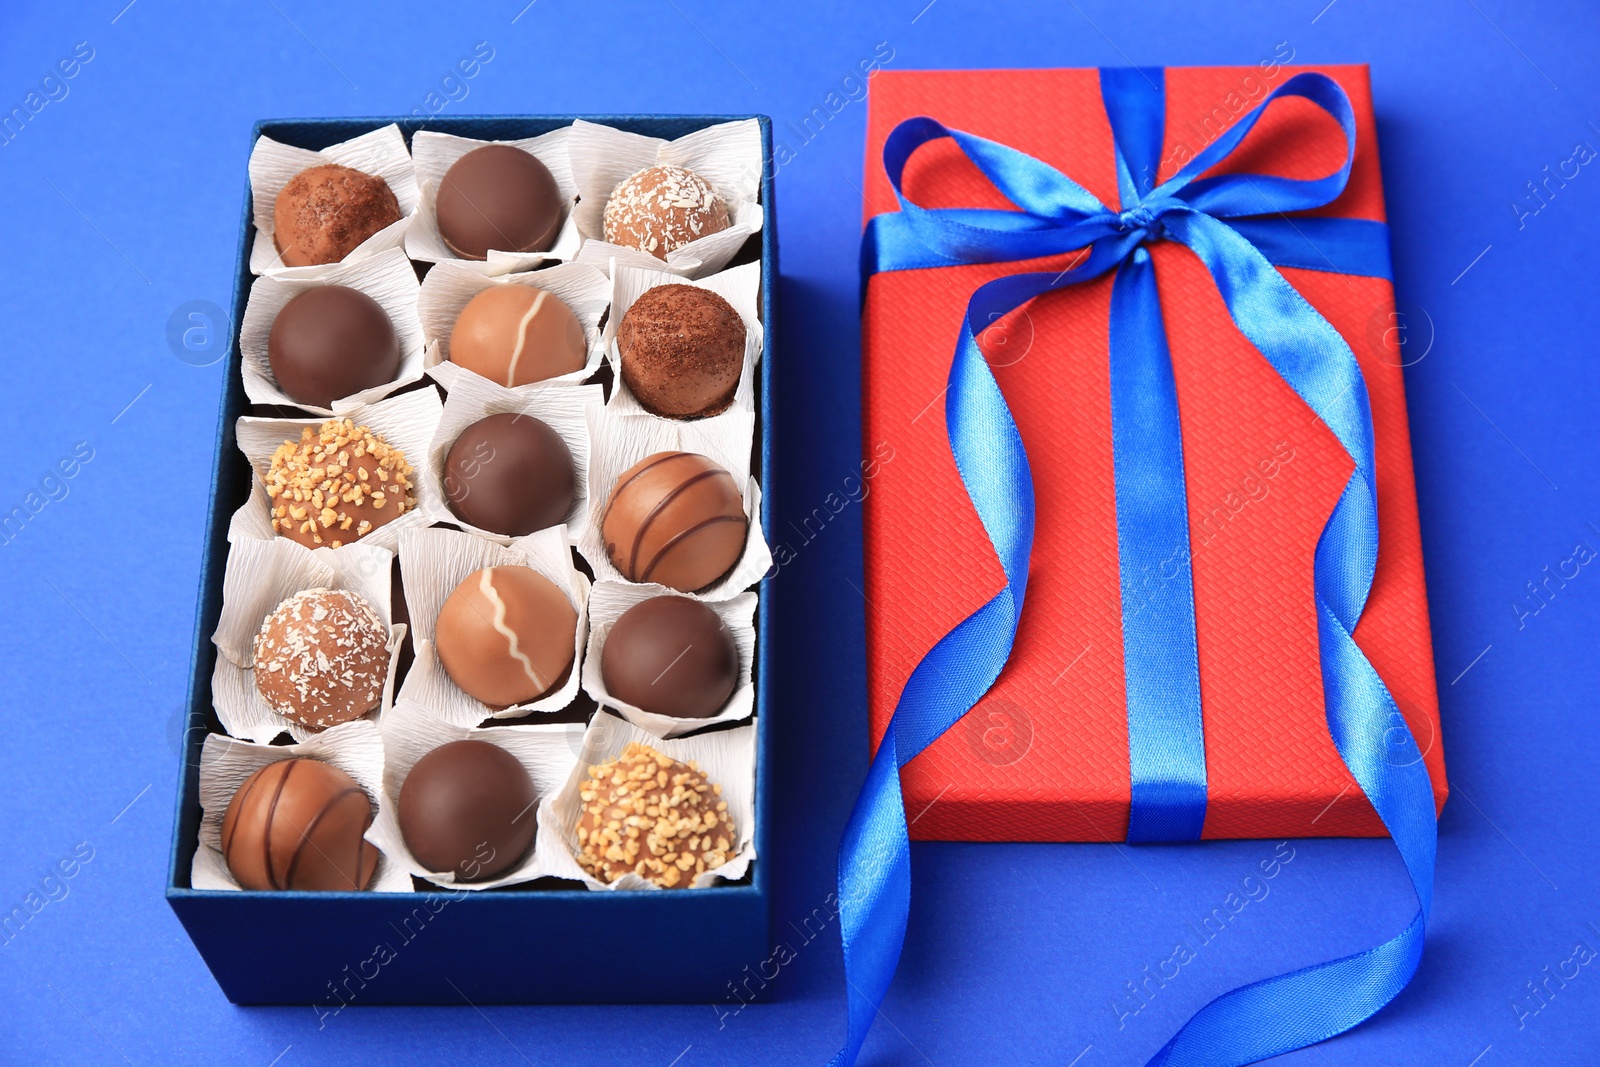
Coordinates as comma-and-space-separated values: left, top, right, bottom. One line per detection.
449, 285, 587, 387
253, 588, 390, 730
434, 566, 578, 708
221, 758, 379, 892
602, 164, 730, 260
601, 451, 747, 593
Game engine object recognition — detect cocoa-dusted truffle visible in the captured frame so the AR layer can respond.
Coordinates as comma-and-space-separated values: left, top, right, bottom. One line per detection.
618, 284, 745, 419
449, 285, 587, 387
602, 165, 729, 259
601, 452, 747, 593
601, 596, 738, 719
265, 419, 416, 548
399, 740, 537, 882
273, 163, 402, 268
436, 145, 563, 260
443, 412, 574, 537
435, 566, 577, 707
222, 758, 379, 891
268, 285, 400, 408
576, 741, 734, 888
254, 588, 390, 730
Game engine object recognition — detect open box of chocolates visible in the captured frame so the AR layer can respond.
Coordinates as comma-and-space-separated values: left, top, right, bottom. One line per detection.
166, 115, 776, 1005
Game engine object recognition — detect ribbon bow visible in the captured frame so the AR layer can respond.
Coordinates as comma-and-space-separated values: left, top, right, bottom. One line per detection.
836, 69, 1438, 1066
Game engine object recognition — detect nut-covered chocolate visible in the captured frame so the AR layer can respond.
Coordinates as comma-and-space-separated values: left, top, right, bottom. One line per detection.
435, 565, 577, 707
435, 145, 563, 260
398, 740, 537, 882
617, 285, 745, 419
265, 419, 416, 548
601, 596, 737, 718
576, 741, 734, 888
601, 452, 747, 593
254, 588, 390, 730
273, 163, 402, 268
222, 758, 379, 891
602, 164, 729, 259
449, 285, 587, 387
267, 285, 401, 408
443, 412, 575, 536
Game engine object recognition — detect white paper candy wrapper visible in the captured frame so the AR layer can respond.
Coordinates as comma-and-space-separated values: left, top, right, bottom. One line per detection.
396, 526, 590, 725
211, 538, 403, 744
602, 260, 763, 419
534, 713, 756, 890
405, 129, 581, 274
229, 387, 443, 556
191, 720, 412, 893
582, 581, 756, 739
367, 699, 583, 890
579, 405, 771, 601
569, 119, 763, 279
418, 260, 611, 392
420, 371, 601, 545
238, 248, 426, 414
248, 124, 419, 278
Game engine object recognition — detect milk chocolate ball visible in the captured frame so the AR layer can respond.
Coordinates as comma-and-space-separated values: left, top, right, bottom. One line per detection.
576, 742, 734, 888
222, 758, 379, 891
254, 588, 390, 730
449, 285, 587, 387
601, 596, 738, 718
602, 165, 730, 259
435, 566, 577, 707
617, 284, 744, 419
265, 420, 416, 549
601, 452, 747, 593
399, 740, 537, 882
436, 145, 563, 260
443, 412, 575, 536
268, 285, 400, 408
273, 163, 402, 268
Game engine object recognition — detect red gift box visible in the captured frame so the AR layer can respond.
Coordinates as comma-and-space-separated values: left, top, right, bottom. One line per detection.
861, 64, 1448, 842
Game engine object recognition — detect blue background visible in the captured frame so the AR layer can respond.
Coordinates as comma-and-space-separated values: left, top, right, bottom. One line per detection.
1, 0, 1596, 1063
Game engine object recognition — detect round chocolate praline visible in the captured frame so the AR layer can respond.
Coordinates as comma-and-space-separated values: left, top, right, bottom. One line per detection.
222, 758, 379, 891
617, 284, 745, 419
602, 164, 729, 259
602, 596, 738, 719
273, 163, 402, 268
435, 566, 578, 708
268, 285, 400, 408
449, 285, 587, 387
399, 740, 537, 882
601, 451, 747, 593
253, 588, 390, 731
436, 145, 563, 260
444, 412, 574, 536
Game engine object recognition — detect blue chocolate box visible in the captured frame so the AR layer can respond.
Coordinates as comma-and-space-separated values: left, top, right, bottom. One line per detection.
166, 115, 776, 1005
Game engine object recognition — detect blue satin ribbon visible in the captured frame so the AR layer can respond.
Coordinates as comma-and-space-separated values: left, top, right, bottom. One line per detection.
836, 70, 1438, 1066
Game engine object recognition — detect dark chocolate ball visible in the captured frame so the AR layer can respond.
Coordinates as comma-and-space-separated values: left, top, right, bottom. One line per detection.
436, 145, 563, 260
617, 285, 745, 419
601, 596, 738, 718
443, 412, 575, 536
222, 758, 378, 891
601, 451, 747, 593
273, 163, 402, 267
267, 285, 401, 408
398, 740, 537, 882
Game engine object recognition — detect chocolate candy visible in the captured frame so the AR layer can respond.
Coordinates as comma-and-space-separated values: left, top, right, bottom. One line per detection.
601, 452, 747, 593
398, 740, 537, 882
265, 419, 415, 548
267, 285, 400, 408
576, 741, 734, 888
602, 165, 729, 259
222, 758, 378, 891
443, 412, 575, 536
273, 163, 402, 268
436, 145, 563, 260
435, 566, 577, 707
254, 588, 390, 730
617, 284, 744, 419
449, 285, 587, 387
601, 596, 737, 718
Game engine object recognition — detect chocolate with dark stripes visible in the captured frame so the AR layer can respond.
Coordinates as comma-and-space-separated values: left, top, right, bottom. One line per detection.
221, 758, 378, 892
600, 451, 747, 593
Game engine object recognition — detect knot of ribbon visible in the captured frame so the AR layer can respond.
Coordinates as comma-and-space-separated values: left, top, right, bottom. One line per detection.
835, 69, 1438, 1067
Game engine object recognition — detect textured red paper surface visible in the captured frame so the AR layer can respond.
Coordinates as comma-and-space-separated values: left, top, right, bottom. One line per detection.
861, 66, 1448, 842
